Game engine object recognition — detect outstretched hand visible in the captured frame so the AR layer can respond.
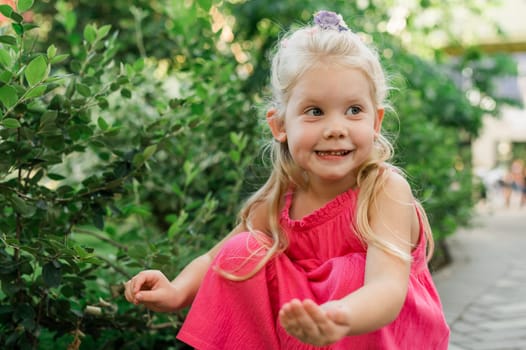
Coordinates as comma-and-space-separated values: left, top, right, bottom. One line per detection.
278, 298, 352, 346
124, 270, 182, 312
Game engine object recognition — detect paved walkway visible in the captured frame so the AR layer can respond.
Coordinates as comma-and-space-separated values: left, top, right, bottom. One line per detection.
433, 207, 526, 350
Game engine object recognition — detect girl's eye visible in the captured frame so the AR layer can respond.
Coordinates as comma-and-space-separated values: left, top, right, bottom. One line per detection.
305, 107, 323, 117
347, 106, 362, 115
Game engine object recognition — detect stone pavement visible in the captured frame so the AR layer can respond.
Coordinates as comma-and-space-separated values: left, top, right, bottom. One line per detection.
433, 207, 526, 350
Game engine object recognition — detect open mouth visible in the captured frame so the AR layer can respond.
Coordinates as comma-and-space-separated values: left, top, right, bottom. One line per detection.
315, 150, 351, 156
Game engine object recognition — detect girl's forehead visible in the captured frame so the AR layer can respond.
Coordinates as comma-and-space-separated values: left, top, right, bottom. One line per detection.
300, 64, 366, 80
291, 66, 373, 99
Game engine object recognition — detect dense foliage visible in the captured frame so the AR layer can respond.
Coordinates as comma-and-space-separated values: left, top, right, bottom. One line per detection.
0, 0, 518, 348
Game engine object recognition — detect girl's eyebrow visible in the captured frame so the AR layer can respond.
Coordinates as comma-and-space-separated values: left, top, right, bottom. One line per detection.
299, 95, 367, 106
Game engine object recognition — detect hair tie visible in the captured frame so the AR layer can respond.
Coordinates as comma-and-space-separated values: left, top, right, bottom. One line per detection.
313, 10, 349, 32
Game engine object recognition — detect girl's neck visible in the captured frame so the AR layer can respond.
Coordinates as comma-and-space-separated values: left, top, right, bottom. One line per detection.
307, 177, 357, 200
290, 183, 355, 220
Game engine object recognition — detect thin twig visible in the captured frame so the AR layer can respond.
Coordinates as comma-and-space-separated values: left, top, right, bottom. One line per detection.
96, 254, 133, 279
74, 227, 128, 251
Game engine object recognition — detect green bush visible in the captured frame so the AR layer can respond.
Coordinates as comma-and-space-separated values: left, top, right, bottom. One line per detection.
0, 1, 260, 348
0, 3, 156, 348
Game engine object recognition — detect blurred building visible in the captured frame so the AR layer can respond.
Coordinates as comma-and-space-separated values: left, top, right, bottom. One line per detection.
473, 54, 526, 170
469, 0, 526, 171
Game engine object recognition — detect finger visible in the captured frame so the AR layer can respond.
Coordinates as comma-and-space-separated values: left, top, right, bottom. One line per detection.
286, 300, 319, 334
279, 300, 304, 335
297, 300, 328, 335
134, 289, 158, 303
124, 281, 133, 302
132, 273, 148, 293
303, 300, 330, 327
279, 299, 302, 325
126, 280, 139, 301
305, 300, 346, 344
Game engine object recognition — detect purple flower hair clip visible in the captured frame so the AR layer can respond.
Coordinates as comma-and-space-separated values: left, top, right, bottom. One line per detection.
314, 10, 349, 32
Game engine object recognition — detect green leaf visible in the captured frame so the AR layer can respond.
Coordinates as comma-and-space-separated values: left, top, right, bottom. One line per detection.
133, 58, 145, 72
47, 173, 65, 180
183, 161, 198, 186
116, 76, 129, 85
1, 118, 20, 128
13, 304, 35, 323
167, 210, 188, 238
0, 85, 17, 108
38, 122, 59, 136
73, 245, 88, 258
68, 124, 93, 141
42, 261, 62, 288
25, 85, 47, 99
93, 213, 104, 230
25, 55, 48, 87
120, 88, 132, 98
0, 5, 13, 18
84, 24, 97, 44
9, 195, 35, 218
97, 97, 109, 109
0, 35, 16, 46
50, 54, 69, 64
198, 0, 213, 11
97, 24, 111, 40
9, 11, 23, 23
0, 48, 12, 68
132, 153, 144, 167
0, 70, 12, 83
142, 144, 157, 160
12, 23, 23, 35
125, 63, 134, 77
22, 23, 38, 32
229, 150, 240, 163
47, 44, 57, 59
40, 110, 57, 125
97, 117, 109, 130
128, 245, 148, 260
76, 83, 91, 97
17, 0, 34, 13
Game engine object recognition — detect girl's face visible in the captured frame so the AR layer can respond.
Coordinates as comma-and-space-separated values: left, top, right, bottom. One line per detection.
268, 65, 384, 191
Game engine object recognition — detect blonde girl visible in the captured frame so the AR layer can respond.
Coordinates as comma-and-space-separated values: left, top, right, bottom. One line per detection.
125, 10, 450, 349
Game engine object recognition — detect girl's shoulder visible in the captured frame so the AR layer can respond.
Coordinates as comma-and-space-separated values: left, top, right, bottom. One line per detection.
246, 200, 271, 232
376, 165, 413, 202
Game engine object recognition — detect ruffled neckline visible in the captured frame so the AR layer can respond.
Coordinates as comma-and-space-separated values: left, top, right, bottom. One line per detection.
281, 187, 359, 231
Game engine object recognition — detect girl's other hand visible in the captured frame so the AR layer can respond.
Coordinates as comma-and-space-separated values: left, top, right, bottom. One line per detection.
278, 298, 351, 346
124, 270, 181, 312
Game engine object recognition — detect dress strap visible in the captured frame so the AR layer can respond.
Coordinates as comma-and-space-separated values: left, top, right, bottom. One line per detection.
411, 203, 428, 272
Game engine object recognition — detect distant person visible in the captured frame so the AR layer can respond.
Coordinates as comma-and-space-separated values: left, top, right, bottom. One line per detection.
502, 159, 524, 208
124, 10, 449, 349
522, 162, 526, 207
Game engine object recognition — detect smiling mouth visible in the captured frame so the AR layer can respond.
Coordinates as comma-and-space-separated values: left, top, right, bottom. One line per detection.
315, 150, 352, 156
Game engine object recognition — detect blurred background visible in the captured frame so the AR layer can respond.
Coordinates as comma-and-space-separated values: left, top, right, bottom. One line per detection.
0, 0, 524, 349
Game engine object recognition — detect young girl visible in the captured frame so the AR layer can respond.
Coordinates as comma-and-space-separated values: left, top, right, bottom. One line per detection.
125, 10, 450, 349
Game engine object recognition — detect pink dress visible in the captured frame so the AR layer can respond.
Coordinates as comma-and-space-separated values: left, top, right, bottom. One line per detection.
177, 187, 450, 349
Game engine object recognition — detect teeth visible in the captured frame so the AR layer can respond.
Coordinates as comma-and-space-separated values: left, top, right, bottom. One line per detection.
317, 150, 349, 156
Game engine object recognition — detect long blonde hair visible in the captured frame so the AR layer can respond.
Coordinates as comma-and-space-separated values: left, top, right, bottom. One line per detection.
221, 17, 434, 281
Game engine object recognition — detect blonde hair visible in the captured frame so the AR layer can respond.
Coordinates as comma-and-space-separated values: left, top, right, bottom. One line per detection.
221, 17, 434, 281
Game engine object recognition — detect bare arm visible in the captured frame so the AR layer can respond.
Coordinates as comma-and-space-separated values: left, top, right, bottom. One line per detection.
124, 224, 245, 312
279, 172, 415, 345
124, 201, 270, 312
166, 223, 249, 308
339, 171, 413, 333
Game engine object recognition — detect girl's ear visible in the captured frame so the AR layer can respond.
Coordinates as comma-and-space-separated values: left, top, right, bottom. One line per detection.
374, 108, 385, 134
267, 109, 287, 142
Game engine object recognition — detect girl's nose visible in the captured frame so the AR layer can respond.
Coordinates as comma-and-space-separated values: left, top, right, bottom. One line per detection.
323, 119, 348, 139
